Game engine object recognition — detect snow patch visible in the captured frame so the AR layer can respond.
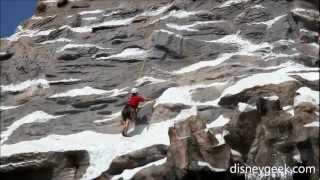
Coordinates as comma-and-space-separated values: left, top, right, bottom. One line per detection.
263, 95, 279, 101
1, 111, 61, 144
49, 86, 108, 98
1, 79, 49, 93
135, 76, 166, 87
97, 48, 147, 61
40, 38, 72, 45
1, 108, 196, 180
198, 161, 227, 172
207, 115, 230, 129
304, 121, 319, 127
219, 0, 250, 8
294, 87, 319, 106
238, 102, 256, 112
111, 158, 167, 180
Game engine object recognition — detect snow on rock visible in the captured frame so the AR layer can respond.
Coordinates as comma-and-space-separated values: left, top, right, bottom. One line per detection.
283, 106, 294, 116
304, 121, 319, 127
294, 87, 319, 106
219, 63, 317, 98
250, 15, 286, 28
263, 95, 279, 101
57, 43, 107, 53
97, 48, 148, 61
5, 29, 56, 42
174, 53, 234, 74
231, 149, 242, 157
166, 21, 224, 32
0, 108, 196, 180
174, 33, 273, 74
49, 86, 108, 98
0, 111, 61, 144
155, 82, 228, 106
141, 3, 173, 17
111, 158, 167, 180
289, 72, 319, 81
206, 115, 230, 129
0, 79, 49, 93
79, 9, 104, 16
135, 76, 166, 87
39, 38, 72, 45
197, 161, 227, 172
219, 0, 250, 8
238, 102, 256, 112
60, 25, 93, 33
49, 78, 82, 84
0, 105, 21, 111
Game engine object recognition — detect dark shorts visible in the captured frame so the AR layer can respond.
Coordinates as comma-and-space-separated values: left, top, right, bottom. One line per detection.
122, 105, 137, 121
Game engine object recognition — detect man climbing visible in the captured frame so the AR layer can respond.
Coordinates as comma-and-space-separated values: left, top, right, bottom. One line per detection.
121, 88, 151, 137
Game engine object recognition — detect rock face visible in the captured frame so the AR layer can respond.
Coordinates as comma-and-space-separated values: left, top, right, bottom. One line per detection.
0, 0, 319, 180
0, 150, 89, 180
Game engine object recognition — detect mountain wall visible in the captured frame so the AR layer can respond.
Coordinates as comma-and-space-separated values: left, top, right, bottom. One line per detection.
0, 0, 319, 180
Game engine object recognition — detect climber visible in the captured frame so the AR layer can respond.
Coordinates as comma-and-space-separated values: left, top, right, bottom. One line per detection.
121, 88, 152, 137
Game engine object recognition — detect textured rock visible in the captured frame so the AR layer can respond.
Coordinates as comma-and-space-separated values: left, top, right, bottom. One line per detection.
0, 0, 319, 179
0, 150, 89, 180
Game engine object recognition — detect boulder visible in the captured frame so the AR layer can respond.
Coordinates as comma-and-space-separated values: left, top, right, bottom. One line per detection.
150, 103, 191, 123
219, 81, 302, 108
0, 150, 89, 180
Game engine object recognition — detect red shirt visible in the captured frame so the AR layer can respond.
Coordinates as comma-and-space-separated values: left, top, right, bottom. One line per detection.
128, 95, 145, 109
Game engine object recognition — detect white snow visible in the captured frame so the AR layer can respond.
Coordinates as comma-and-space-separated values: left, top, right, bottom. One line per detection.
293, 153, 302, 163
198, 161, 227, 172
283, 106, 294, 116
207, 115, 230, 129
60, 25, 93, 33
82, 17, 98, 21
155, 81, 228, 106
250, 15, 286, 28
219, 63, 317, 98
0, 111, 61, 144
294, 87, 319, 106
5, 29, 55, 42
289, 72, 319, 81
49, 87, 128, 98
39, 38, 72, 45
238, 102, 256, 112
174, 53, 233, 74
79, 10, 104, 16
0, 108, 196, 180
219, 0, 250, 8
304, 121, 319, 127
291, 8, 319, 16
49, 78, 82, 84
0, 105, 21, 111
174, 33, 272, 74
214, 132, 228, 146
231, 149, 242, 157
97, 48, 148, 60
57, 43, 106, 52
135, 76, 166, 87
1, 79, 49, 93
142, 3, 173, 17
49, 86, 108, 98
111, 158, 167, 180
263, 95, 279, 101
166, 21, 224, 32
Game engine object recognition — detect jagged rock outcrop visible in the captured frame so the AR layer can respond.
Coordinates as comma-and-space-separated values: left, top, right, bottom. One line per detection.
0, 150, 89, 180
